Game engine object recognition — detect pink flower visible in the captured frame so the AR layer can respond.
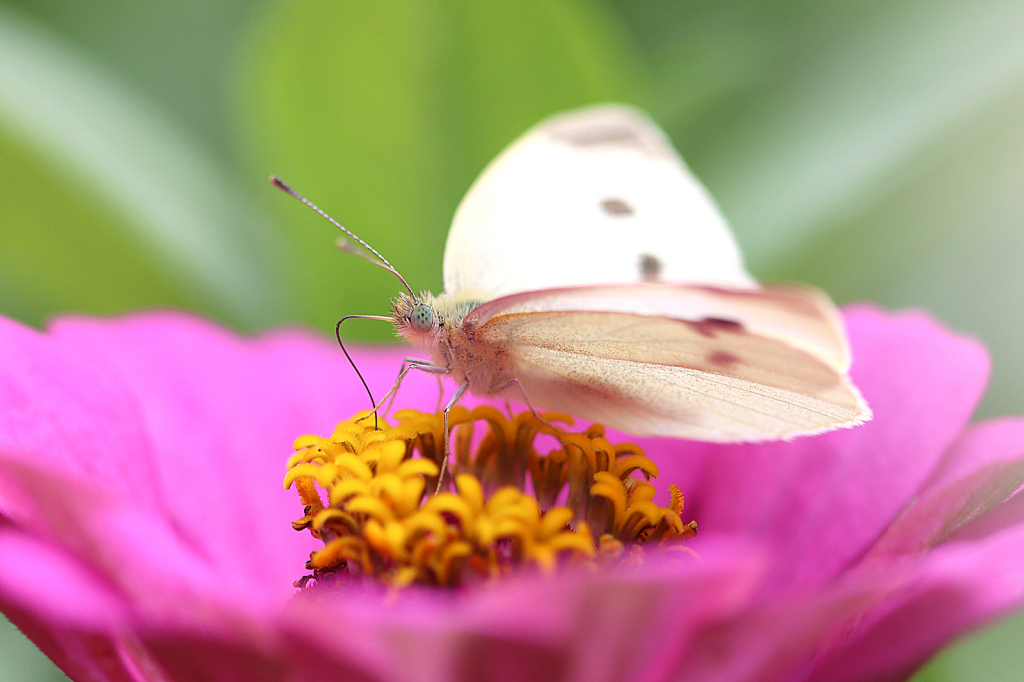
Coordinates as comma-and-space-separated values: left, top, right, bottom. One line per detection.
1, 304, 1022, 682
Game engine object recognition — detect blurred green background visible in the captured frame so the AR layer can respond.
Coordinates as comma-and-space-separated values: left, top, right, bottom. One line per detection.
1, 0, 1023, 679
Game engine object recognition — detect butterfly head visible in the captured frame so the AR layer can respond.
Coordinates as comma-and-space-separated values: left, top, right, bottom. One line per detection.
393, 291, 434, 328
392, 289, 493, 360
391, 291, 442, 353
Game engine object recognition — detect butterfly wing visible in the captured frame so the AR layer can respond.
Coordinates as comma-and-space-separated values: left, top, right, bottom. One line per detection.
437, 105, 870, 441
466, 283, 869, 441
442, 105, 756, 298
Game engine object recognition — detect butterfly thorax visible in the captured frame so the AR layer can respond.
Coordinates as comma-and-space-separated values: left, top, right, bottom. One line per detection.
391, 289, 516, 395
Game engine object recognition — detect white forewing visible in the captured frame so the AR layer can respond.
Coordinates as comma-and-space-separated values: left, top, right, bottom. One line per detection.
443, 105, 756, 298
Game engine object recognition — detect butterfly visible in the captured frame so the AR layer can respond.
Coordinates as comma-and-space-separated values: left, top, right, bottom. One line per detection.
274, 104, 870, 449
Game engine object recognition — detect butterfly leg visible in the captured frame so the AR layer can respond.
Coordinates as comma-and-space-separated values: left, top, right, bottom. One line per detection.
437, 380, 470, 495
355, 358, 447, 425
500, 379, 566, 434
382, 358, 445, 417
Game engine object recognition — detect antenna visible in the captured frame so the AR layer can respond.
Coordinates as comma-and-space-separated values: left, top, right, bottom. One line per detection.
270, 176, 415, 296
271, 176, 415, 430
335, 314, 392, 430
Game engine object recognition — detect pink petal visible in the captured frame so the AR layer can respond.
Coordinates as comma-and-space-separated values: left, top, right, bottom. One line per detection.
949, 488, 1024, 542
0, 455, 272, 623
659, 586, 879, 682
861, 418, 1024, 567
0, 316, 165, 513
0, 529, 126, 627
40, 315, 366, 589
142, 631, 293, 682
650, 305, 991, 592
43, 313, 425, 597
808, 523, 1024, 682
1, 313, 431, 622
0, 598, 143, 682
0, 529, 156, 682
280, 540, 769, 682
1, 306, 1017, 682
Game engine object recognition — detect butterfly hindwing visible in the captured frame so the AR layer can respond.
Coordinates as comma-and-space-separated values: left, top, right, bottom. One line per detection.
468, 283, 869, 441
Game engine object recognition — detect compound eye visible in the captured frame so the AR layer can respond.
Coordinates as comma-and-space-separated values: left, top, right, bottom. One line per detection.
408, 303, 436, 333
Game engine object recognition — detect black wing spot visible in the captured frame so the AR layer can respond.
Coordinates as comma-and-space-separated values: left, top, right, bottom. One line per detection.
601, 198, 634, 216
707, 351, 741, 367
638, 253, 662, 281
702, 317, 744, 330
688, 317, 746, 338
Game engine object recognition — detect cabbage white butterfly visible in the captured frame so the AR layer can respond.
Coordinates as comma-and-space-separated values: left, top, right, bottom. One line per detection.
274, 104, 870, 455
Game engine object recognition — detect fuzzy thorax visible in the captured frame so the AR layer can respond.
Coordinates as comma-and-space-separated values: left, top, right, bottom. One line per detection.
391, 290, 515, 394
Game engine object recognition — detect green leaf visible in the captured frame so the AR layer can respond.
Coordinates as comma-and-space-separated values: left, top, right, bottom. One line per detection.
613, 0, 1024, 273
0, 5, 288, 329
238, 0, 646, 340
5, 0, 269, 164
770, 80, 1024, 419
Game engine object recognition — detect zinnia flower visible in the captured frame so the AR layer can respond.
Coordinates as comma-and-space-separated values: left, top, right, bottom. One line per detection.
1, 304, 1023, 682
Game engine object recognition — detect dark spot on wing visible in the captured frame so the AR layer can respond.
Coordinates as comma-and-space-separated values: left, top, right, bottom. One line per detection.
638, 253, 662, 281
601, 198, 634, 216
551, 124, 646, 148
687, 317, 746, 338
702, 317, 744, 330
706, 351, 740, 367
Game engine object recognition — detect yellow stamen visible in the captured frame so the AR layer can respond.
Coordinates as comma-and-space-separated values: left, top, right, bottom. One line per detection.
285, 406, 697, 589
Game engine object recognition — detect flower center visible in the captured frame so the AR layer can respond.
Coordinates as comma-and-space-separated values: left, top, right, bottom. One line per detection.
285, 406, 697, 589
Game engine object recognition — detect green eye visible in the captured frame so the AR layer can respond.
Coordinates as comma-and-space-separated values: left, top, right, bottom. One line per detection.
409, 303, 436, 333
